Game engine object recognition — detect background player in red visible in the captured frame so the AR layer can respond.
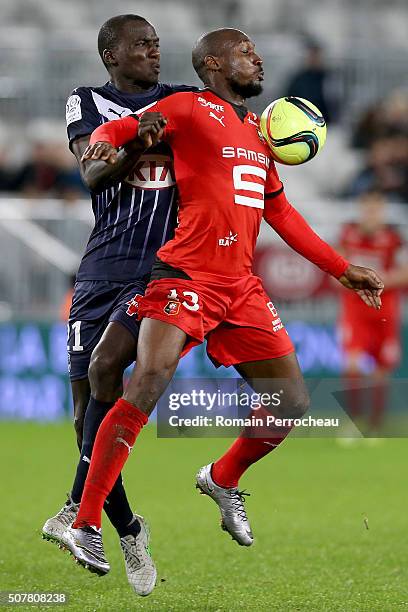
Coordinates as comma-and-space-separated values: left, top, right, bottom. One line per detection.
61, 28, 383, 584
338, 189, 408, 438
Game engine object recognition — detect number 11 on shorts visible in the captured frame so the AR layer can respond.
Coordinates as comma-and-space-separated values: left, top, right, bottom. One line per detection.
70, 320, 84, 351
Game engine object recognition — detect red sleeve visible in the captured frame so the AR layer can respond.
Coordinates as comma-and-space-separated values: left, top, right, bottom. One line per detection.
89, 115, 139, 147
89, 92, 194, 147
265, 160, 284, 198
264, 190, 349, 278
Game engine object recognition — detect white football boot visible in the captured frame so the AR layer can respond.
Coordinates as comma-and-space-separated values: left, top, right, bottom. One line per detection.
42, 496, 79, 545
196, 464, 254, 546
120, 515, 157, 596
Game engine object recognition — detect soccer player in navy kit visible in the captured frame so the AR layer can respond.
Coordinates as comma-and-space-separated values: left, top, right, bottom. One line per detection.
42, 14, 195, 596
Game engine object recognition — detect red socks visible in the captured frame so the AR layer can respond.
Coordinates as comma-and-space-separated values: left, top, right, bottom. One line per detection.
73, 398, 148, 529
212, 409, 292, 488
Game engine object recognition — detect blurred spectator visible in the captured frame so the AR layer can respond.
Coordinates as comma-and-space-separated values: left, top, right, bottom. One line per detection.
11, 140, 87, 201
346, 89, 408, 201
352, 89, 408, 149
285, 40, 338, 123
0, 148, 15, 191
0, 119, 87, 201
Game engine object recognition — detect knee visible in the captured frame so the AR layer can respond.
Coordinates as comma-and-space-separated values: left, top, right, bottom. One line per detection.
125, 357, 179, 410
89, 349, 121, 389
292, 391, 310, 419
281, 389, 310, 420
140, 355, 179, 387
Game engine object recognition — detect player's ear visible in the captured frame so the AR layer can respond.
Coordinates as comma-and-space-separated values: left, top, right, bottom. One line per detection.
103, 48, 118, 68
204, 55, 221, 73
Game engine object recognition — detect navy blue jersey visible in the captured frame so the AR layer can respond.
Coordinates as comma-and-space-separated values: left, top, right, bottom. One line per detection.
66, 81, 197, 281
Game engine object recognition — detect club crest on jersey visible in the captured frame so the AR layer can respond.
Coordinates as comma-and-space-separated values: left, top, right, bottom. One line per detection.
197, 96, 224, 112
164, 301, 180, 316
126, 294, 142, 317
126, 154, 176, 190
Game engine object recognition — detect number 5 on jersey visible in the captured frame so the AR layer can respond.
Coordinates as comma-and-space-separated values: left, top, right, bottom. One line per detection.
233, 164, 266, 209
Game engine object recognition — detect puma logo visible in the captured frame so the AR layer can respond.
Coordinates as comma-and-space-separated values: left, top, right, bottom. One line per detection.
108, 108, 126, 118
209, 111, 225, 127
116, 437, 133, 454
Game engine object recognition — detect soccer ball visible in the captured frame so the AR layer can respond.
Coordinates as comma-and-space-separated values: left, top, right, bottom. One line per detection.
260, 97, 327, 165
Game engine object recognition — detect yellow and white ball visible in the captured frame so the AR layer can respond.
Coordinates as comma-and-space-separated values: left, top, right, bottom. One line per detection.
260, 97, 327, 165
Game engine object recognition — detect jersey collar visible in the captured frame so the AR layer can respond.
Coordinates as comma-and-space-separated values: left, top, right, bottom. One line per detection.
105, 81, 161, 100
202, 87, 249, 122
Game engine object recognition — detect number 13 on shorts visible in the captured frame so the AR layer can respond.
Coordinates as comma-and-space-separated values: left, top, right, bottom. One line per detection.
165, 289, 199, 314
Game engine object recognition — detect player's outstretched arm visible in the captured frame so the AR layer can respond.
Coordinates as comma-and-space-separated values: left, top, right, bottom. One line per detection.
264, 191, 384, 308
81, 113, 167, 163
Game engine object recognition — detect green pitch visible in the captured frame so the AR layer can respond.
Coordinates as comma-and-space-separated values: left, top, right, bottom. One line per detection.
1, 423, 407, 611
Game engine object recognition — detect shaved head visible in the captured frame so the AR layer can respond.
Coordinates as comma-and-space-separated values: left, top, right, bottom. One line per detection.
192, 28, 249, 82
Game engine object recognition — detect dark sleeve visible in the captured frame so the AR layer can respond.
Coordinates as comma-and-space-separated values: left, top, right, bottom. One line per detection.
66, 87, 102, 151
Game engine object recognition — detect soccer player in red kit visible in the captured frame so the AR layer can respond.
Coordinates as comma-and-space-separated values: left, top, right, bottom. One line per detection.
338, 189, 407, 437
61, 28, 384, 581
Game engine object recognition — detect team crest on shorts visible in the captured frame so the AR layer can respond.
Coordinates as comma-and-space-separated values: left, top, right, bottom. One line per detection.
164, 300, 180, 316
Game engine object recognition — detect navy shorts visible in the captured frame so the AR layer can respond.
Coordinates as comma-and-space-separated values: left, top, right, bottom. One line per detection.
67, 279, 148, 381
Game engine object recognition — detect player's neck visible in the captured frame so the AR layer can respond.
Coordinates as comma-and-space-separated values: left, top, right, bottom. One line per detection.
205, 83, 246, 106
109, 76, 157, 95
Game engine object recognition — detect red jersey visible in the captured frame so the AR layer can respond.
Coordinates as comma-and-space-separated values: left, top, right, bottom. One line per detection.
106, 90, 281, 279
146, 90, 283, 278
339, 223, 403, 319
90, 89, 348, 281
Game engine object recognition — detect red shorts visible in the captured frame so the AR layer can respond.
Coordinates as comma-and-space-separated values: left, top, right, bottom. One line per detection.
136, 275, 294, 367
339, 314, 401, 370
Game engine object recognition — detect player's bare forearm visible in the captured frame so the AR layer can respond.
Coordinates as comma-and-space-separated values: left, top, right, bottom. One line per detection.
338, 264, 384, 309
80, 112, 168, 172
72, 136, 145, 193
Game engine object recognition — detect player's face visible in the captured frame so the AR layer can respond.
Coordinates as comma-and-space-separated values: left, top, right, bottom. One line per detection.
112, 22, 160, 86
223, 37, 264, 99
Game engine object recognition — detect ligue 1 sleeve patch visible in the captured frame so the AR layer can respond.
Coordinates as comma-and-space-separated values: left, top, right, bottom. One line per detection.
66, 94, 82, 126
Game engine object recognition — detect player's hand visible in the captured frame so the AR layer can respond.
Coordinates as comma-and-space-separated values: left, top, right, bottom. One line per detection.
338, 264, 384, 309
138, 112, 168, 148
81, 142, 118, 164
